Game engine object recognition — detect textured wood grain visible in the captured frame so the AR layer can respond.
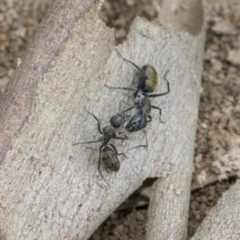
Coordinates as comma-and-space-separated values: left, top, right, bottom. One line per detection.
191, 182, 240, 240
0, 0, 95, 162
146, 0, 206, 238
0, 0, 206, 239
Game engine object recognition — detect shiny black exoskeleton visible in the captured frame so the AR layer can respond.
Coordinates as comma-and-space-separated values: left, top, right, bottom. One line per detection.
107, 58, 170, 134
110, 113, 125, 129
73, 110, 127, 179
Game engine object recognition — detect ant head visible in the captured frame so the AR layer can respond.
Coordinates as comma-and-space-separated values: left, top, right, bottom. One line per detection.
126, 111, 147, 132
110, 113, 125, 128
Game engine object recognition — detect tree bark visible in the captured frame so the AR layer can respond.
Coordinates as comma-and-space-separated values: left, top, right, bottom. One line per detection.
191, 182, 240, 240
0, 0, 206, 239
146, 0, 205, 239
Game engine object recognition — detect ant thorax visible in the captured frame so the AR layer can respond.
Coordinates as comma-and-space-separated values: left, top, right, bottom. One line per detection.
134, 90, 146, 109
103, 125, 116, 135
102, 126, 117, 145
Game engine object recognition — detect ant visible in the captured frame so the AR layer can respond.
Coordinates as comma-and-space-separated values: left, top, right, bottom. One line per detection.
73, 110, 127, 180
107, 57, 170, 146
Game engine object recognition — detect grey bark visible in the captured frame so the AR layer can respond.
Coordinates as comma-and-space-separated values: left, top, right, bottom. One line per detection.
146, 1, 205, 239
191, 181, 240, 240
0, 0, 206, 239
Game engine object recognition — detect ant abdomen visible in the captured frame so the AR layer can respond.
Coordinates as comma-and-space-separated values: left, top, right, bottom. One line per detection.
141, 64, 158, 93
101, 146, 120, 172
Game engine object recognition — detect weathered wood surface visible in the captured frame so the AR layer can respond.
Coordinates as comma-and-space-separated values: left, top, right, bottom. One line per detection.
0, 0, 207, 239
191, 182, 240, 240
146, 0, 205, 239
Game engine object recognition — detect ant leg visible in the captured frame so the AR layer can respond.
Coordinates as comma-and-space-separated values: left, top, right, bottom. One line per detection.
148, 70, 170, 98
122, 106, 134, 113
109, 144, 128, 158
152, 105, 164, 123
119, 100, 134, 113
115, 49, 145, 74
105, 84, 135, 92
143, 130, 148, 147
98, 146, 106, 181
122, 58, 143, 73
127, 130, 148, 151
86, 110, 103, 134
119, 100, 129, 112
84, 146, 98, 151
114, 135, 128, 140
72, 139, 101, 146
147, 115, 152, 122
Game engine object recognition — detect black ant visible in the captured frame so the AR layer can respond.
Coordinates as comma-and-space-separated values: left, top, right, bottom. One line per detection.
73, 110, 127, 180
107, 58, 170, 146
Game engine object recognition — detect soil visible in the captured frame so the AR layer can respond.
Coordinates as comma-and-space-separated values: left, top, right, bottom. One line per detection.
1, 0, 240, 239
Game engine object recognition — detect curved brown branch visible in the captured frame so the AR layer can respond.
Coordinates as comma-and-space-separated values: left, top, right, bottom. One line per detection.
0, 0, 95, 162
